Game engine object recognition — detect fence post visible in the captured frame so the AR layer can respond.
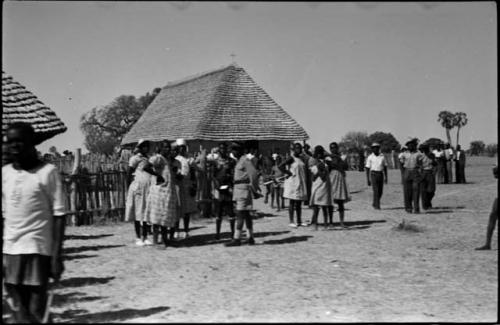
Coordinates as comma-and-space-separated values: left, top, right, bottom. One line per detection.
70, 148, 81, 226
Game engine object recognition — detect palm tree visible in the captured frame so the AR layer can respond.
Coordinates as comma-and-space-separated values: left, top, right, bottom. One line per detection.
454, 112, 468, 147
437, 110, 455, 146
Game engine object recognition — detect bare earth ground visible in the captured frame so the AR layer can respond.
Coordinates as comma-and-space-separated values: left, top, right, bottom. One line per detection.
49, 156, 497, 323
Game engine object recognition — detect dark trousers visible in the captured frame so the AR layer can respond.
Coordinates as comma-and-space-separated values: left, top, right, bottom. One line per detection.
420, 170, 436, 210
403, 169, 421, 212
444, 161, 453, 183
370, 171, 384, 209
455, 161, 466, 183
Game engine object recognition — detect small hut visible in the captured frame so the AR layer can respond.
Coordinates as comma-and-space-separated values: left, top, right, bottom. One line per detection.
121, 64, 308, 154
2, 71, 67, 144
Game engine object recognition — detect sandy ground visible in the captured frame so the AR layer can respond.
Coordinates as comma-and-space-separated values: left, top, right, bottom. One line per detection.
45, 156, 497, 323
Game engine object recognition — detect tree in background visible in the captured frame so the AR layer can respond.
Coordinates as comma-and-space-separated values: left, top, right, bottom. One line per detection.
339, 131, 370, 153
80, 87, 161, 155
485, 143, 498, 157
469, 141, 486, 156
437, 110, 455, 146
423, 137, 444, 149
453, 112, 468, 147
367, 131, 400, 153
49, 146, 61, 158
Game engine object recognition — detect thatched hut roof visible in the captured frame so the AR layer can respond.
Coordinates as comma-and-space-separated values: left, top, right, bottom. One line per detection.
2, 71, 67, 144
121, 64, 308, 145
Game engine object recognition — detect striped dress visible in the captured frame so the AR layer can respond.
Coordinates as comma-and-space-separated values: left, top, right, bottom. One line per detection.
309, 158, 331, 206
146, 156, 179, 228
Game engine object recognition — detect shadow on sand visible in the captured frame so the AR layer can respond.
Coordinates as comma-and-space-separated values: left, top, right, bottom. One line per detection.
174, 231, 290, 247
261, 235, 312, 245
64, 244, 125, 255
53, 292, 104, 307
65, 234, 114, 240
59, 276, 115, 288
64, 254, 98, 261
53, 306, 170, 323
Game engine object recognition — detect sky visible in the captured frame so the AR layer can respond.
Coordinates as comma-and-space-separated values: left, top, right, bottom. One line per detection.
2, 1, 497, 153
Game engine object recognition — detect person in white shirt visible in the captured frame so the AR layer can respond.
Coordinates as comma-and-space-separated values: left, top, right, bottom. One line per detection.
2, 122, 67, 322
443, 143, 454, 183
174, 139, 197, 238
365, 143, 388, 209
432, 144, 445, 184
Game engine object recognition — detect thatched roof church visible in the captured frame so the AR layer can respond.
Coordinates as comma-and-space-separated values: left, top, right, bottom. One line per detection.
121, 64, 308, 153
2, 71, 67, 144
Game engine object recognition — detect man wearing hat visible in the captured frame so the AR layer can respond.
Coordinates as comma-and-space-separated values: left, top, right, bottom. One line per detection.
400, 139, 424, 213
365, 142, 388, 209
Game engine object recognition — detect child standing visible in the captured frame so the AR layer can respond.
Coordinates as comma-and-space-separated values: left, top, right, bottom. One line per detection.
309, 146, 331, 230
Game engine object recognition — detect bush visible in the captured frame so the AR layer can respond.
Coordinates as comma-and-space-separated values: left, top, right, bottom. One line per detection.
485, 143, 497, 157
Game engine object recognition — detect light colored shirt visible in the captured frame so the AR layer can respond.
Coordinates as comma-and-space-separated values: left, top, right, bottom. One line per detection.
175, 155, 191, 177
432, 150, 443, 158
444, 148, 454, 160
365, 153, 387, 172
401, 152, 424, 169
2, 163, 67, 256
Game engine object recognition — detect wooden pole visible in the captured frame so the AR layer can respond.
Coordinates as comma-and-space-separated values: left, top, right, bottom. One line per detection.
70, 148, 81, 226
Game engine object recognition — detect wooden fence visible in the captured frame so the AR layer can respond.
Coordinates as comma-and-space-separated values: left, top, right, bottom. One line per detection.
45, 151, 130, 226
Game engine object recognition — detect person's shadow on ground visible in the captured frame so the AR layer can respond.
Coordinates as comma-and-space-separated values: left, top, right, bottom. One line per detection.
177, 231, 291, 247
53, 306, 170, 323
64, 244, 125, 254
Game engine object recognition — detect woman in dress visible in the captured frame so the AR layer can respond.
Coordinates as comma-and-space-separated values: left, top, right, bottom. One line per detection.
125, 140, 163, 246
194, 147, 212, 218
326, 142, 350, 228
280, 142, 308, 228
309, 145, 331, 230
146, 141, 180, 248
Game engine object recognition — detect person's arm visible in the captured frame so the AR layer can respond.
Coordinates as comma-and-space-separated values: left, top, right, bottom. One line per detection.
245, 159, 261, 197
383, 165, 388, 184
49, 169, 67, 281
365, 156, 371, 186
278, 157, 294, 177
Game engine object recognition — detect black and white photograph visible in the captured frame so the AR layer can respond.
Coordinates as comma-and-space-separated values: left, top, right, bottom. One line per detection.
2, 1, 497, 323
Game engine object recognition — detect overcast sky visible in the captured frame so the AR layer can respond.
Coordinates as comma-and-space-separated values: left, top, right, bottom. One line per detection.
3, 1, 497, 153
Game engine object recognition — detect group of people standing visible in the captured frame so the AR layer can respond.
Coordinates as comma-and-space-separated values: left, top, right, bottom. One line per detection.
431, 142, 467, 184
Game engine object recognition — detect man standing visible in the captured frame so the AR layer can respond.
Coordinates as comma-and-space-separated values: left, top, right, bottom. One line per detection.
476, 166, 498, 250
225, 142, 261, 246
419, 144, 437, 211
432, 144, 445, 184
212, 143, 236, 240
443, 143, 454, 184
3, 122, 67, 322
454, 145, 466, 183
365, 143, 388, 210
400, 139, 424, 213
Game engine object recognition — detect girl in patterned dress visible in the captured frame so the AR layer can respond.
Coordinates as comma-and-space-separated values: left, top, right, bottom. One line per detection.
309, 145, 331, 230
280, 143, 308, 228
326, 142, 350, 228
125, 140, 164, 246
146, 141, 180, 248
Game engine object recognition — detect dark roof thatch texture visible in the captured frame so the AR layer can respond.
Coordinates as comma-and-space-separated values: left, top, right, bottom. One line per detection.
2, 71, 67, 144
121, 64, 308, 145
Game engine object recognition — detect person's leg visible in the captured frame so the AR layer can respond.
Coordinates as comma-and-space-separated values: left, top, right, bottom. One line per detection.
5, 283, 31, 323
311, 206, 319, 230
244, 211, 254, 244
215, 200, 223, 239
403, 171, 412, 212
420, 175, 428, 210
152, 224, 160, 244
183, 213, 190, 236
27, 284, 48, 323
225, 210, 244, 246
338, 201, 346, 227
328, 205, 334, 226
226, 202, 236, 238
412, 172, 420, 213
141, 222, 148, 241
288, 200, 295, 225
476, 198, 498, 250
270, 185, 276, 208
134, 221, 142, 240
264, 184, 270, 204
296, 200, 303, 225
321, 206, 329, 229
160, 226, 170, 247
371, 173, 380, 209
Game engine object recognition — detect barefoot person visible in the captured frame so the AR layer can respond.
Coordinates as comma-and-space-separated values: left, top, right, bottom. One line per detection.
175, 139, 198, 238
308, 145, 331, 230
476, 166, 498, 250
2, 122, 67, 323
146, 141, 180, 248
280, 142, 308, 228
365, 142, 388, 210
126, 139, 163, 246
270, 155, 286, 211
225, 142, 261, 246
326, 142, 350, 228
212, 142, 236, 240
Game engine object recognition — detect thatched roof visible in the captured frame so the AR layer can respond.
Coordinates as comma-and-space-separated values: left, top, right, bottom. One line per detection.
2, 71, 67, 144
121, 64, 308, 145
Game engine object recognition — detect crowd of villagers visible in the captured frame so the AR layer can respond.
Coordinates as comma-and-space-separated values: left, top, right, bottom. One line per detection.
125, 138, 353, 248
